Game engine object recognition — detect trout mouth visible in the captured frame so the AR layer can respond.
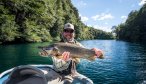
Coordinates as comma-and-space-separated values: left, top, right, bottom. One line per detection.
39, 49, 52, 57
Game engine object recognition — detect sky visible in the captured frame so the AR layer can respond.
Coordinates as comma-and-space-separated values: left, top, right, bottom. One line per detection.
71, 0, 146, 32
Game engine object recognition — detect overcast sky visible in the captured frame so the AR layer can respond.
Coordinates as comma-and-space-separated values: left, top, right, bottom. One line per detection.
71, 0, 146, 32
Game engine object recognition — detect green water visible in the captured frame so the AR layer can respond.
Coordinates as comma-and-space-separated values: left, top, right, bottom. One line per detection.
0, 42, 53, 73
0, 40, 146, 84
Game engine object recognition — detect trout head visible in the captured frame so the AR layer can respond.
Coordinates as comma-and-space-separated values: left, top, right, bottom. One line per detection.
38, 45, 60, 57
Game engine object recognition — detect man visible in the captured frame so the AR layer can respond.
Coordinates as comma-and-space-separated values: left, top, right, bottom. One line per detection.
51, 23, 103, 84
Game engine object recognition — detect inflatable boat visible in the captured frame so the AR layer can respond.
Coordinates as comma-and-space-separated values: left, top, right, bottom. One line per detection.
0, 65, 93, 84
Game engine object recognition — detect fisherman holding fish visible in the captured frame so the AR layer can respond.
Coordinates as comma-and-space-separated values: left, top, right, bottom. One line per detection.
39, 23, 103, 84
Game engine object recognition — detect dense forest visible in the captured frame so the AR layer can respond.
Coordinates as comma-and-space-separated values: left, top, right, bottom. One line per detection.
0, 0, 114, 44
113, 4, 146, 42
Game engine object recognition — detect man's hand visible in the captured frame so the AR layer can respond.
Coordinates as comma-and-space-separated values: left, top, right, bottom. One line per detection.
92, 48, 104, 59
62, 51, 71, 61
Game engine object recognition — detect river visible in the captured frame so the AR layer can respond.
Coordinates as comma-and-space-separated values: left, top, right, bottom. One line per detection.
0, 40, 146, 84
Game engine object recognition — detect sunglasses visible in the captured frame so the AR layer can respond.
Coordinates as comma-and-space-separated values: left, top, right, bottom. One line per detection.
64, 29, 74, 33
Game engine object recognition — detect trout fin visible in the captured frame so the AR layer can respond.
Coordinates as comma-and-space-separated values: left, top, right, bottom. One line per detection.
56, 55, 63, 59
72, 57, 80, 63
98, 54, 104, 59
87, 56, 96, 61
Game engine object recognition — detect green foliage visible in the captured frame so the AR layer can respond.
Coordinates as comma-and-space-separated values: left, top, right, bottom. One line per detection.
23, 19, 52, 42
0, 14, 19, 42
0, 0, 113, 44
114, 4, 146, 42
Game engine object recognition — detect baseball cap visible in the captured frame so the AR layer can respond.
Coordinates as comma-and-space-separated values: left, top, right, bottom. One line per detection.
64, 23, 74, 30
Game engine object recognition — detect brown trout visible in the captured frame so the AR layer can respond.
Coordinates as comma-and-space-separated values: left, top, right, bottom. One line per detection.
38, 43, 104, 60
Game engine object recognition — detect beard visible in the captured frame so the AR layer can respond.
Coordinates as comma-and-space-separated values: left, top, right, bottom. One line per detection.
66, 36, 74, 42
62, 35, 75, 43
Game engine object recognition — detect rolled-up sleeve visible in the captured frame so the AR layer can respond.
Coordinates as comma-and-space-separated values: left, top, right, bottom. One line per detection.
52, 56, 71, 71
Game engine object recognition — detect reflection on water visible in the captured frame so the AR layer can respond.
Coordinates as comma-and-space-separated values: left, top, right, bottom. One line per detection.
0, 42, 53, 73
0, 40, 146, 84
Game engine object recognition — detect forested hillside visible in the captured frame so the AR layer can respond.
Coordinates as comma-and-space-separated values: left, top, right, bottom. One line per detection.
114, 4, 146, 42
0, 0, 114, 44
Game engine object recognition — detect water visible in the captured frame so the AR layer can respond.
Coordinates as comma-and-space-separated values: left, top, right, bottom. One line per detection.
0, 40, 146, 84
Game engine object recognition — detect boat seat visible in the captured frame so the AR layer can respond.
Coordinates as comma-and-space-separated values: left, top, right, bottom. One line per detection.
3, 65, 47, 84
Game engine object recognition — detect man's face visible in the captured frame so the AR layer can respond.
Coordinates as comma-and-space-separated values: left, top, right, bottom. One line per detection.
63, 29, 75, 41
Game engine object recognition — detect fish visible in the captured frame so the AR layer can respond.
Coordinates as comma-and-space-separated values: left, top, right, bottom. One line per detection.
38, 42, 104, 60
